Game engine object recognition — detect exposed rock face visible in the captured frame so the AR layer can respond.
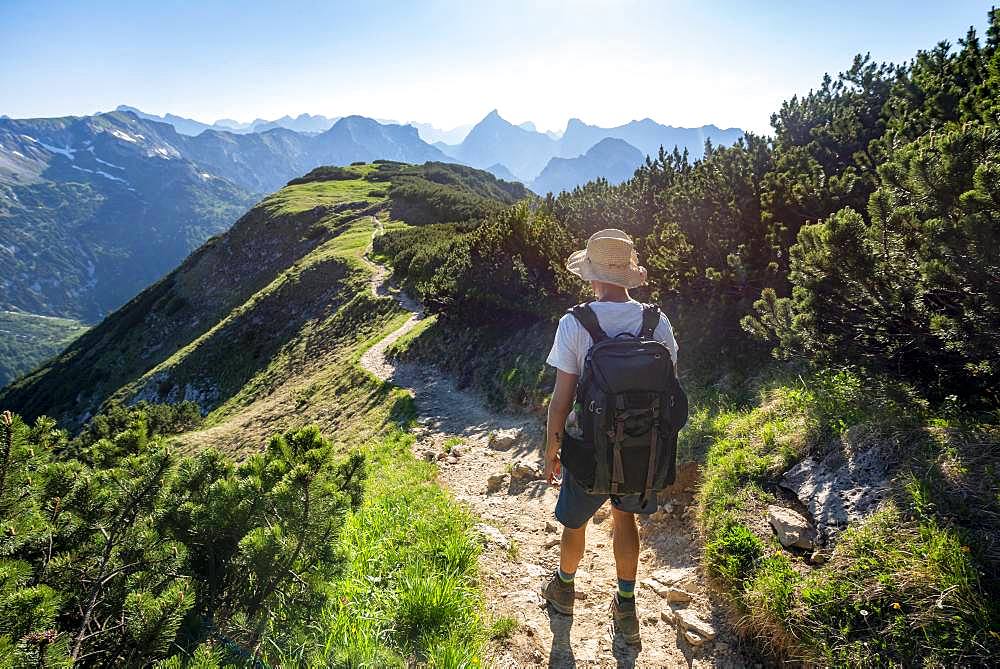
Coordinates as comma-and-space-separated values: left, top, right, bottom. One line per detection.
781, 427, 895, 540
767, 505, 817, 550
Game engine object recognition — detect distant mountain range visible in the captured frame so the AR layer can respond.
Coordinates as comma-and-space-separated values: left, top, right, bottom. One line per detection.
117, 106, 341, 135
123, 105, 743, 187
436, 109, 743, 186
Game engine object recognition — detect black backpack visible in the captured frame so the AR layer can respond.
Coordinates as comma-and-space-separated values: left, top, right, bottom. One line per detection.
560, 302, 688, 503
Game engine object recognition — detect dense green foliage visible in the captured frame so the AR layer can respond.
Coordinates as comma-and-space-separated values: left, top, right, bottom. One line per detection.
0, 311, 87, 387
286, 165, 358, 185
747, 125, 1000, 405
368, 161, 530, 225
0, 403, 367, 667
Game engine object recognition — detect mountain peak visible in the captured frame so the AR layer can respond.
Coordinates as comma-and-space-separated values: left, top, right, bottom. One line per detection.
478, 109, 511, 127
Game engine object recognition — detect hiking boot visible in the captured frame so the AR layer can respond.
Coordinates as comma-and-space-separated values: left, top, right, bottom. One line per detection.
611, 595, 641, 646
541, 572, 575, 615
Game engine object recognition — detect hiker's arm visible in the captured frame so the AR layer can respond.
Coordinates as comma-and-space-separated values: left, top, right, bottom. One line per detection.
544, 369, 577, 484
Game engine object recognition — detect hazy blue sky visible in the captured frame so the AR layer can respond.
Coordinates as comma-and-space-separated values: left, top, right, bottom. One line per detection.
1, 1, 992, 134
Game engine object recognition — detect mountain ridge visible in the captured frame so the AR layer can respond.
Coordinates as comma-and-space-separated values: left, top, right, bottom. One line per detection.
531, 136, 644, 195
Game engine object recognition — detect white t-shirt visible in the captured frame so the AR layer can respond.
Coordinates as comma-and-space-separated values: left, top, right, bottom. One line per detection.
545, 300, 678, 376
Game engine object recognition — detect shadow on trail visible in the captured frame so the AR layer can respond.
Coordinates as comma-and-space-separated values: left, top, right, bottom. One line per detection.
547, 612, 576, 668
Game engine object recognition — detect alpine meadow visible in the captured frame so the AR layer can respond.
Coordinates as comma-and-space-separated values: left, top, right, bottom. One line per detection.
1, 4, 998, 668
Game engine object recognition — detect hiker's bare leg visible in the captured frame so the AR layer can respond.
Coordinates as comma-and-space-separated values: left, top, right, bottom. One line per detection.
559, 524, 586, 574
611, 507, 640, 581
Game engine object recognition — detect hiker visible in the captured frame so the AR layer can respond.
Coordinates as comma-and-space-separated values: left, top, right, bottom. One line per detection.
540, 228, 685, 646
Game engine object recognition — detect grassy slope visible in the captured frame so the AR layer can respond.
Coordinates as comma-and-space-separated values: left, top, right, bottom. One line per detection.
691, 372, 1000, 666
0, 310, 88, 387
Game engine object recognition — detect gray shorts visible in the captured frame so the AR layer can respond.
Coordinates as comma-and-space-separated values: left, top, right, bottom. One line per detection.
554, 469, 657, 529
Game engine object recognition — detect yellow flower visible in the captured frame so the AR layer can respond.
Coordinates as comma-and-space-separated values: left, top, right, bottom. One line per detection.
961, 545, 971, 553
891, 602, 901, 610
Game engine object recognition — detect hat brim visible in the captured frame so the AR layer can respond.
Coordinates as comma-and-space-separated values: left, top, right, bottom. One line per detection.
566, 249, 648, 289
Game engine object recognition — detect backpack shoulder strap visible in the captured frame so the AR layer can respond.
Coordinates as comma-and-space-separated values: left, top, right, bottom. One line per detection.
569, 303, 608, 343
639, 303, 661, 339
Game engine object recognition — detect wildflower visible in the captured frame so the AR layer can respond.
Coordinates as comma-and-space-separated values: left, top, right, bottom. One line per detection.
961, 545, 971, 553
891, 602, 900, 610
859, 609, 869, 616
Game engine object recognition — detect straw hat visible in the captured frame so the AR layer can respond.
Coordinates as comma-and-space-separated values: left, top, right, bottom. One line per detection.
566, 229, 647, 289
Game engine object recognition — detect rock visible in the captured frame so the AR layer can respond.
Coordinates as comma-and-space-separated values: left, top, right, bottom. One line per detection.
665, 587, 694, 603
662, 502, 674, 514
684, 630, 705, 647
643, 613, 659, 624
524, 563, 548, 577
436, 451, 448, 461
545, 520, 559, 533
544, 537, 560, 549
651, 567, 696, 586
809, 550, 829, 565
421, 450, 436, 462
767, 505, 817, 550
506, 588, 543, 606
449, 445, 463, 457
510, 460, 542, 481
474, 523, 510, 549
780, 431, 895, 538
674, 609, 717, 640
488, 428, 521, 451
661, 608, 677, 624
446, 456, 458, 465
486, 473, 509, 494
640, 578, 669, 597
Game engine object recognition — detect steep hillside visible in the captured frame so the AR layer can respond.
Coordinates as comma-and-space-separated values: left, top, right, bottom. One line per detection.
532, 137, 644, 195
0, 161, 525, 430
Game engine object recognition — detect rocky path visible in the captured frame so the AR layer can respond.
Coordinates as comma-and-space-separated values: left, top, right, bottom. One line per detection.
360, 219, 760, 668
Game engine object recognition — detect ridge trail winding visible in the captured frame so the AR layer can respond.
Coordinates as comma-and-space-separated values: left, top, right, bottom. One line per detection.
360, 218, 759, 668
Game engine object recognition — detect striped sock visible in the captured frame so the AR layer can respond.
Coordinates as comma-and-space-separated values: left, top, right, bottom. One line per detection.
558, 568, 576, 584
617, 578, 636, 599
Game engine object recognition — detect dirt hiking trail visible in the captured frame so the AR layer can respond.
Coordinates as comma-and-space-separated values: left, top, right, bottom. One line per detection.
361, 219, 763, 668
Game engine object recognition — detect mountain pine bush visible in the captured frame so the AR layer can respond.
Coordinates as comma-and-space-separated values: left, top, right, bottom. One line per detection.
0, 406, 365, 667
746, 124, 1000, 405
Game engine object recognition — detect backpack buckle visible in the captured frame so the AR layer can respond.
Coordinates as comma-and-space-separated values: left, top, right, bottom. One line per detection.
588, 400, 603, 414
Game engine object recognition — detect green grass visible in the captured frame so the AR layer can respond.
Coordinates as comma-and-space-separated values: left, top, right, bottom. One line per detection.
695, 370, 1000, 666
0, 310, 88, 386
271, 429, 486, 667
260, 166, 382, 216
